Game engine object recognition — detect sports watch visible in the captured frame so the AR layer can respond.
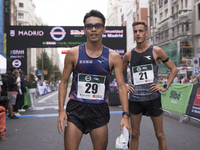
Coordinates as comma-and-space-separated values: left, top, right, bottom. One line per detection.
163, 84, 169, 90
122, 111, 131, 117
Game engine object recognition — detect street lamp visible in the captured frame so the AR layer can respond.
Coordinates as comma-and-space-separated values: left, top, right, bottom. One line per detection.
41, 49, 44, 80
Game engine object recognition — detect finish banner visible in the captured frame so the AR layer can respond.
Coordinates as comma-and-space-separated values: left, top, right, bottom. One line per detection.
186, 84, 200, 119
159, 84, 193, 114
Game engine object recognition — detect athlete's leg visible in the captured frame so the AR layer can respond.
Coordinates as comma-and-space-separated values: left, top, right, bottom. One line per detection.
130, 112, 143, 150
90, 124, 108, 150
150, 114, 167, 150
64, 121, 83, 150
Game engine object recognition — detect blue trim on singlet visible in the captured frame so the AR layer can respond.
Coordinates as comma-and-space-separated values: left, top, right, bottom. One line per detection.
69, 44, 110, 104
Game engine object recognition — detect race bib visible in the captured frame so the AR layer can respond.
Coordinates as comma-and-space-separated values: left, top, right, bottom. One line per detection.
77, 74, 106, 100
132, 64, 154, 85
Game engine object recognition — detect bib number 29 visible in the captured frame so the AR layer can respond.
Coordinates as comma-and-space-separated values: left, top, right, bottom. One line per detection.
85, 83, 98, 94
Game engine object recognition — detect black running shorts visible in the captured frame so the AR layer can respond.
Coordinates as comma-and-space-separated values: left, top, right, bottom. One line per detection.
66, 99, 110, 134
129, 96, 163, 117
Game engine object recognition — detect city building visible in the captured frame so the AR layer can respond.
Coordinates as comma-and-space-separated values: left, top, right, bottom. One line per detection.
106, 0, 149, 51
194, 0, 200, 58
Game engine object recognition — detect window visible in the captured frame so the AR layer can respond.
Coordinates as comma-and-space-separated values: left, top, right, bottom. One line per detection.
172, 27, 174, 37
159, 0, 163, 8
186, 24, 189, 31
160, 12, 163, 20
18, 13, 24, 19
172, 7, 174, 14
185, 0, 188, 8
164, 0, 168, 5
198, 4, 200, 20
177, 25, 179, 35
181, 0, 183, 9
176, 5, 179, 11
18, 23, 24, 26
19, 3, 23, 8
165, 9, 168, 17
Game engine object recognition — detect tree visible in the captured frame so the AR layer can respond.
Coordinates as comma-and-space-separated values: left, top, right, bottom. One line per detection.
36, 51, 53, 80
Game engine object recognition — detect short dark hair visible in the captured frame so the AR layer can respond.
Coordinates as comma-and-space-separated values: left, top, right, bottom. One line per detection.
83, 10, 106, 25
10, 66, 17, 72
132, 20, 148, 31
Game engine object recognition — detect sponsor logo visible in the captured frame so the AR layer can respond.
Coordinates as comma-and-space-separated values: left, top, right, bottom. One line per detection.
50, 26, 66, 41
10, 50, 24, 55
79, 60, 93, 64
194, 88, 200, 106
85, 75, 92, 82
170, 91, 182, 100
18, 30, 44, 36
10, 30, 15, 37
12, 59, 21, 68
144, 56, 151, 60
97, 60, 105, 63
136, 66, 141, 72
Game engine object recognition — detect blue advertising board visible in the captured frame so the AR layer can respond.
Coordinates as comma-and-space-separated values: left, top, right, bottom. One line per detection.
0, 0, 3, 56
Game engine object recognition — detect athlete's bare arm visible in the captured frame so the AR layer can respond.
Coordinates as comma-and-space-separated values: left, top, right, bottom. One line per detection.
122, 51, 135, 93
57, 46, 78, 134
109, 49, 130, 133
150, 46, 178, 92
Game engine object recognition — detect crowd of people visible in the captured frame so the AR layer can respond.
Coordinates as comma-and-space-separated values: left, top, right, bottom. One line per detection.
158, 74, 200, 84
0, 66, 59, 140
0, 67, 59, 117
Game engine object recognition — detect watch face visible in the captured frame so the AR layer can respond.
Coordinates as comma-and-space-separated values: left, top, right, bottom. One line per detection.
163, 84, 167, 88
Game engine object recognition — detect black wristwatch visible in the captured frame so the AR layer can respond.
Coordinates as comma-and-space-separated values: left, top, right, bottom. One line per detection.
122, 111, 131, 117
163, 84, 169, 90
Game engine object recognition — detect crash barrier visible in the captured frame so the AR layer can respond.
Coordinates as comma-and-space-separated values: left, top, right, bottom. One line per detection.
23, 85, 57, 109
37, 85, 57, 95
159, 84, 200, 123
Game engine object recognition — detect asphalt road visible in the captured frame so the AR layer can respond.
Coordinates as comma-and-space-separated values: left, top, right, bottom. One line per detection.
1, 91, 200, 150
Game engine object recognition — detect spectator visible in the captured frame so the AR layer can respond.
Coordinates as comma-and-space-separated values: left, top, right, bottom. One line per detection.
27, 74, 37, 110
7, 66, 19, 119
13, 71, 22, 116
1, 73, 8, 96
196, 75, 200, 84
173, 75, 180, 83
19, 71, 26, 112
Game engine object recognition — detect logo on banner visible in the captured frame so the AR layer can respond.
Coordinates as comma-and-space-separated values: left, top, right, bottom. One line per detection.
10, 30, 15, 37
12, 59, 21, 68
194, 88, 200, 106
50, 26, 66, 41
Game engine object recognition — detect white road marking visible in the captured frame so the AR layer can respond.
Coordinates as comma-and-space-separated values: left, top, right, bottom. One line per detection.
37, 92, 58, 103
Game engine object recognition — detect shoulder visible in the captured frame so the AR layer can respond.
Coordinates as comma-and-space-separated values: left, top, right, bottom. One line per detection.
109, 49, 121, 59
66, 46, 79, 56
124, 51, 131, 59
153, 46, 163, 53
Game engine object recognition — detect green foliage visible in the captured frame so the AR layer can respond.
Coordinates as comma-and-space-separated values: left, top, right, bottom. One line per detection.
36, 51, 61, 80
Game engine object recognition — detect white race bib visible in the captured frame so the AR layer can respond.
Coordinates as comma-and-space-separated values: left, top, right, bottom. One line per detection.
132, 64, 154, 85
77, 74, 106, 100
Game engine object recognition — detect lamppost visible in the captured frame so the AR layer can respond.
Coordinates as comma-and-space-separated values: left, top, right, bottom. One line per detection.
41, 49, 44, 80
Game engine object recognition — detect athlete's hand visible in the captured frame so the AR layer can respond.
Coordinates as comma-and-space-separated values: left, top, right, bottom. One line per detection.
150, 83, 167, 92
127, 84, 135, 93
57, 110, 68, 134
120, 115, 130, 134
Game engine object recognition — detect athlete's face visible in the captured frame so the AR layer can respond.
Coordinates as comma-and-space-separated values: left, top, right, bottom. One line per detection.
84, 16, 106, 43
133, 24, 148, 44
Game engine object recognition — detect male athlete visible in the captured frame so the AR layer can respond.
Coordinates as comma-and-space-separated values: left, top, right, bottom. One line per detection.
123, 21, 178, 150
57, 10, 130, 150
